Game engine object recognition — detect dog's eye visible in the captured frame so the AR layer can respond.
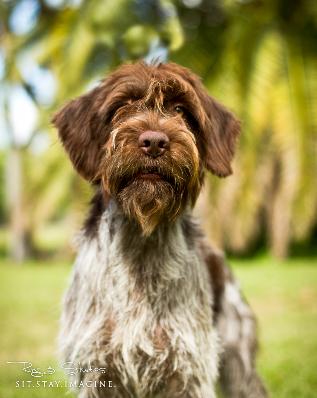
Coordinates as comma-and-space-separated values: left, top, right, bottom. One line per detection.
174, 106, 185, 116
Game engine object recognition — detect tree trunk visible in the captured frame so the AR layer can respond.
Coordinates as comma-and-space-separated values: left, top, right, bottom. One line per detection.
6, 147, 29, 263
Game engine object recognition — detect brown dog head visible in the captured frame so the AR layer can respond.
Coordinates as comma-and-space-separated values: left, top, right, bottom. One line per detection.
53, 62, 240, 235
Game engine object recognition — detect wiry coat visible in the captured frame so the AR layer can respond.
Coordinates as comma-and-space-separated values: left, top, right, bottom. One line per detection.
60, 200, 218, 397
54, 61, 268, 398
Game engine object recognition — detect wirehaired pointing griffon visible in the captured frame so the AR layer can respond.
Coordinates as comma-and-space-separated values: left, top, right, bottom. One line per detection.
53, 62, 267, 398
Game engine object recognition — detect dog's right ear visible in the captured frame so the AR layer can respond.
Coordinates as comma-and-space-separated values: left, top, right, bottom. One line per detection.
52, 85, 109, 182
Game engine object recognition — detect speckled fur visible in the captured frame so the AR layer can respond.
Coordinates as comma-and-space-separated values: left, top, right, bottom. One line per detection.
55, 61, 268, 398
60, 201, 219, 398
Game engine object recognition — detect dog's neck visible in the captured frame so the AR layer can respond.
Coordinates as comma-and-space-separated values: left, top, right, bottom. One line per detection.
80, 191, 205, 300
105, 197, 198, 263
84, 189, 200, 253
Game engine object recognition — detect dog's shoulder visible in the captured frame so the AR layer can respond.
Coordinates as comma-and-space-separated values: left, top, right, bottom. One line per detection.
83, 188, 108, 239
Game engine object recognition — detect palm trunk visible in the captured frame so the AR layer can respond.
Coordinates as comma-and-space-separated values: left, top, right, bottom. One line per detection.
6, 147, 30, 263
3, 90, 30, 263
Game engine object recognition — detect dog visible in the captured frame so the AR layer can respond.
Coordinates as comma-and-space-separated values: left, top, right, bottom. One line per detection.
53, 62, 267, 398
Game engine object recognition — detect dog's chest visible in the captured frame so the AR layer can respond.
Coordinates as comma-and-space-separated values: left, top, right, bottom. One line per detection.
63, 209, 218, 395
101, 221, 212, 351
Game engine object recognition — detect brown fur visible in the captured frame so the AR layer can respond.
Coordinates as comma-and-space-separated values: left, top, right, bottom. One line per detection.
53, 62, 239, 236
52, 62, 239, 182
54, 61, 267, 398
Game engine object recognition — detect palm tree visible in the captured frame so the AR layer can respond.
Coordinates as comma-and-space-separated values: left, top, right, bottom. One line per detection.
1, 0, 316, 260
172, 0, 317, 257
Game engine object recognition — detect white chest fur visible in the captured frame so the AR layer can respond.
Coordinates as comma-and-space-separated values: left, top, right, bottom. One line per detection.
59, 204, 219, 397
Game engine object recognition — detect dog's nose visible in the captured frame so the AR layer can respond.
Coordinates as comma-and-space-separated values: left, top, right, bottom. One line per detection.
138, 131, 170, 157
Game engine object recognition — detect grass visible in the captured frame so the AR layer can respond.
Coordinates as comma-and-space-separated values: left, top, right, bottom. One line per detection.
232, 256, 317, 398
0, 256, 316, 397
0, 260, 73, 398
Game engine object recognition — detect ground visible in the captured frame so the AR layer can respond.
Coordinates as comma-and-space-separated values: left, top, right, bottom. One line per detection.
0, 256, 316, 398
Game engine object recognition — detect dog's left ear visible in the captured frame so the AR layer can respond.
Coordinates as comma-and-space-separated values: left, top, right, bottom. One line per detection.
164, 63, 240, 177
199, 94, 240, 177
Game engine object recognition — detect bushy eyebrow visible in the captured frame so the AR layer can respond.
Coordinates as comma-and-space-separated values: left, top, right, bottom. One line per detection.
100, 68, 202, 122
112, 82, 147, 101
160, 79, 191, 100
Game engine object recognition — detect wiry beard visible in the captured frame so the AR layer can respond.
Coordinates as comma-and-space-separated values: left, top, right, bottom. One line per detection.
117, 178, 180, 236
102, 120, 201, 236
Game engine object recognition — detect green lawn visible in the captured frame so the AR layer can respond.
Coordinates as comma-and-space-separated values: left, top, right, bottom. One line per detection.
0, 256, 316, 397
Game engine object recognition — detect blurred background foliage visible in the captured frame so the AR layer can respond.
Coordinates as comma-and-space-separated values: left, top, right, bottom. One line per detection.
1, 2, 317, 397
0, 0, 317, 262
